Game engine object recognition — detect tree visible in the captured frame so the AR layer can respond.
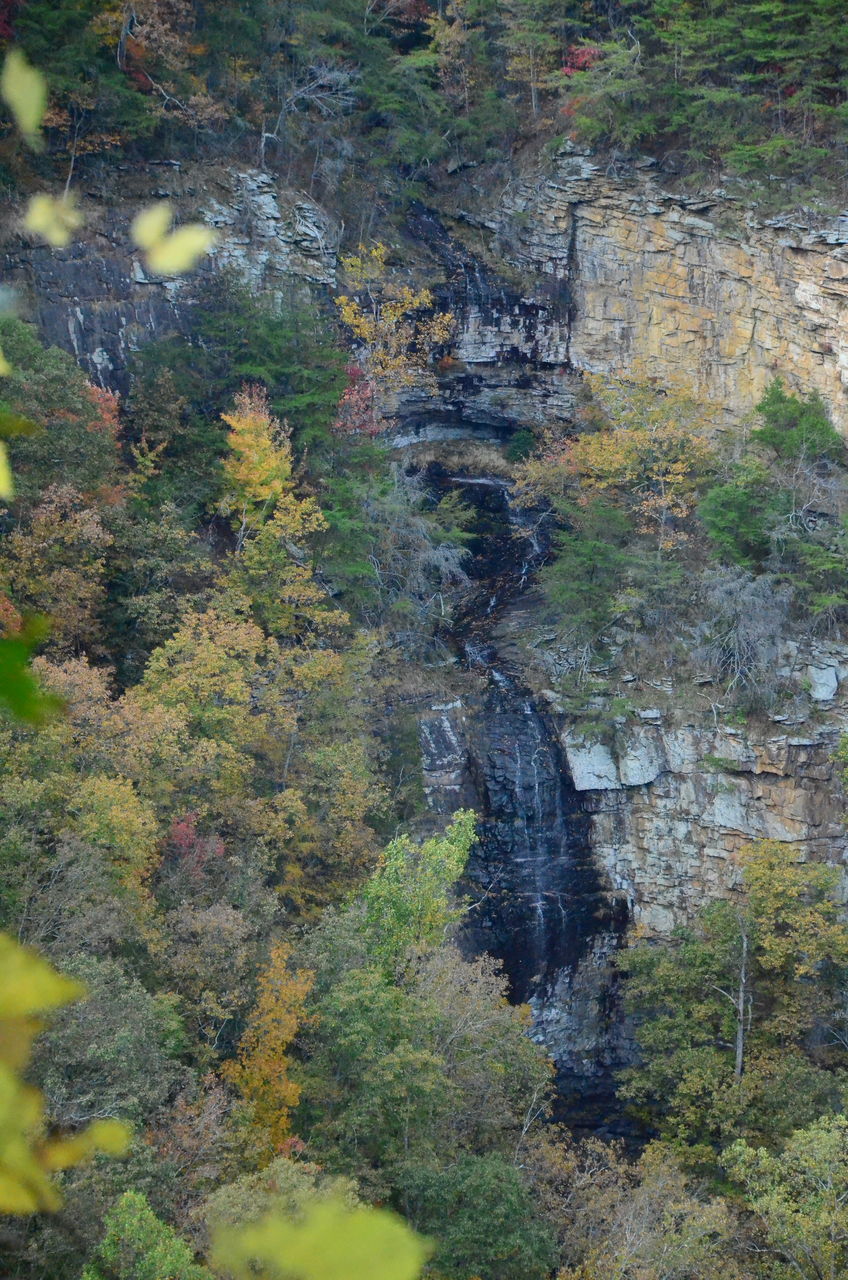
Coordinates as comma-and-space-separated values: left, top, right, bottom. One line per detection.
552, 375, 717, 550
725, 1114, 848, 1280
221, 385, 295, 550
619, 841, 848, 1156
82, 1189, 213, 1280
31, 953, 184, 1129
223, 943, 313, 1148
335, 243, 454, 422
525, 1134, 741, 1280
498, 0, 560, 119
752, 378, 844, 463
398, 1153, 556, 1280
0, 484, 113, 657
360, 809, 477, 971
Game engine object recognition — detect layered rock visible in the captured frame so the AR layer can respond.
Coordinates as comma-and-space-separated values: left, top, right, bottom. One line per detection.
562, 713, 848, 936
2, 165, 339, 394
469, 147, 848, 430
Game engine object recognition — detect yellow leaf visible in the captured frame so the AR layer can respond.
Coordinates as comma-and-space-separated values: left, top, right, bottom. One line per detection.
42, 1119, 131, 1170
0, 440, 10, 501
211, 1200, 431, 1280
87, 1118, 132, 1156
131, 201, 173, 250
23, 193, 84, 248
1, 49, 46, 145
0, 346, 11, 377
146, 224, 216, 275
0, 934, 84, 1020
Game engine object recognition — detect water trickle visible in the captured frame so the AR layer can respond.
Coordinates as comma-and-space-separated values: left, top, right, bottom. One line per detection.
418, 464, 621, 1020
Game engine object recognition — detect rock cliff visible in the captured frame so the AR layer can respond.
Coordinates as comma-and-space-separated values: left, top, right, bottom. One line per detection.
2, 164, 338, 395
464, 146, 848, 431
563, 714, 848, 935
6, 151, 848, 1083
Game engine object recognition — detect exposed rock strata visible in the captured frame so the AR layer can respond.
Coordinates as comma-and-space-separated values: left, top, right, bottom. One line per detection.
2, 166, 338, 394
472, 147, 848, 430
563, 715, 848, 936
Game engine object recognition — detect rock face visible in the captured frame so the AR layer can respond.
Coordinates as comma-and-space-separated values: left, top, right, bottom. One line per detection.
471, 147, 848, 431
2, 165, 339, 395
563, 715, 848, 936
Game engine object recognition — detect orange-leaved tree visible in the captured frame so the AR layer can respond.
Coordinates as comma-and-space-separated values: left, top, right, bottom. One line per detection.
224, 943, 314, 1148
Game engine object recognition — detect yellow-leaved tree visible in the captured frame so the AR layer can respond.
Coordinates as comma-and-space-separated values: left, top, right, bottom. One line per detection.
524, 373, 716, 550
221, 385, 294, 550
224, 942, 314, 1148
334, 243, 454, 434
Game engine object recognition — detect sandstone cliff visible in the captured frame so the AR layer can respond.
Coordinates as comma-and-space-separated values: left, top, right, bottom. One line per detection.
466, 146, 848, 431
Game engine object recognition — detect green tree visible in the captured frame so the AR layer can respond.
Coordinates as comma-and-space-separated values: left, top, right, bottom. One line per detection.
398, 1153, 556, 1280
725, 1114, 848, 1280
81, 1189, 213, 1280
619, 841, 848, 1157
752, 378, 844, 462
360, 809, 477, 971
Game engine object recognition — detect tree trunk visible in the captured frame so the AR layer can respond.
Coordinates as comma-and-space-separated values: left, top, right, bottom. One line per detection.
735, 921, 749, 1079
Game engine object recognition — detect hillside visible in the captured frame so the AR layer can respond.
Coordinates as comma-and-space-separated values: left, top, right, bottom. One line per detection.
3, 6, 848, 1280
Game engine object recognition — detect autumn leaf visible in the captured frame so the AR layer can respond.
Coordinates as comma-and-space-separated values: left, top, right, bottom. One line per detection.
0, 934, 130, 1215
131, 202, 216, 275
1, 49, 46, 147
24, 193, 84, 248
0, 443, 12, 499
210, 1199, 431, 1280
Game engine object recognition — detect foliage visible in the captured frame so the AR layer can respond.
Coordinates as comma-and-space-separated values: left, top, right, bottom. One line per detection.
223, 944, 314, 1148
752, 378, 844, 462
335, 243, 454, 422
538, 496, 634, 639
0, 933, 128, 1214
221, 385, 295, 544
554, 375, 716, 548
82, 1189, 213, 1280
725, 1114, 848, 1280
698, 462, 787, 568
31, 953, 185, 1128
619, 840, 848, 1159
398, 1153, 556, 1280
526, 1133, 740, 1280
360, 809, 476, 971
550, 0, 848, 191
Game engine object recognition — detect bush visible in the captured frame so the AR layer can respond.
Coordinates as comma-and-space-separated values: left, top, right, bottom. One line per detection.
752, 378, 843, 462
699, 462, 789, 567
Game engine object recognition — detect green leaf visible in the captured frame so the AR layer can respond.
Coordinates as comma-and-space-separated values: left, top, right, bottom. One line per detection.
0, 410, 38, 439
0, 620, 64, 723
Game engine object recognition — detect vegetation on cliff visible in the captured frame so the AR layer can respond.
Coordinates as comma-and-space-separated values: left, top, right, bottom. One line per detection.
3, 10, 848, 1280
3, 1, 848, 201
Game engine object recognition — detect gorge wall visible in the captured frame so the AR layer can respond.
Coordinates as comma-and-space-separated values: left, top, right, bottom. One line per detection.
7, 148, 848, 431
463, 145, 848, 432
5, 150, 848, 1081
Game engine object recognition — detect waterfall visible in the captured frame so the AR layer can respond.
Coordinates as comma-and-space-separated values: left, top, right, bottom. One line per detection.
416, 459, 628, 1105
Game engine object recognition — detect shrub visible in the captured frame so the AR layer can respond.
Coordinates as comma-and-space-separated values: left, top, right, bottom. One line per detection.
752, 379, 843, 462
